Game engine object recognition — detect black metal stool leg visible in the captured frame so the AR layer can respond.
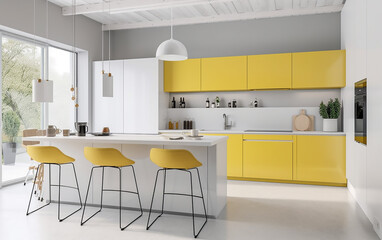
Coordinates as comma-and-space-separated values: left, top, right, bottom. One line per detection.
188, 170, 196, 238
57, 163, 83, 222
119, 166, 144, 230
131, 166, 143, 216
146, 169, 164, 230
26, 164, 50, 215
72, 163, 83, 208
81, 167, 100, 225
194, 168, 208, 238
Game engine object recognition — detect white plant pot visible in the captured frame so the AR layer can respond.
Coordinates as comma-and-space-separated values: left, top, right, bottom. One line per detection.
323, 119, 338, 132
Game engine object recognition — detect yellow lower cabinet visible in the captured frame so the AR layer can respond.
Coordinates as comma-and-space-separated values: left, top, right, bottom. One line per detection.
243, 135, 293, 180
204, 134, 243, 177
295, 135, 346, 184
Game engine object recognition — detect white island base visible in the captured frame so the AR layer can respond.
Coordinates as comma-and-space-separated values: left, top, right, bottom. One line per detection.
23, 134, 228, 218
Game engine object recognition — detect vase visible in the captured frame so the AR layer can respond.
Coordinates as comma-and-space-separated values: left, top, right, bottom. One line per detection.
323, 119, 338, 132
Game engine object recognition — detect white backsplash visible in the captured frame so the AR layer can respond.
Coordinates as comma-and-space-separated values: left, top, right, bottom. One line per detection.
166, 107, 323, 131
170, 89, 341, 108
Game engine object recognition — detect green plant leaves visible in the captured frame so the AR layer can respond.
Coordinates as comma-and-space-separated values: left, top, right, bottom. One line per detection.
319, 98, 341, 119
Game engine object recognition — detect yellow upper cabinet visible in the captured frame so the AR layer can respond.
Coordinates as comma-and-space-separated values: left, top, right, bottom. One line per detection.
164, 59, 201, 92
248, 53, 292, 90
292, 50, 346, 89
295, 135, 346, 184
201, 56, 247, 91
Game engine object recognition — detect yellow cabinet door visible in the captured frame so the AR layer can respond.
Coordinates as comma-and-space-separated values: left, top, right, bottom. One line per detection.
164, 59, 201, 92
204, 134, 243, 177
248, 53, 292, 90
292, 50, 346, 89
295, 135, 346, 183
243, 138, 293, 180
201, 56, 247, 91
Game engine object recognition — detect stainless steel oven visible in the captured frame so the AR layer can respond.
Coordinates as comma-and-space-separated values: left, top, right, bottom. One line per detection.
355, 79, 367, 145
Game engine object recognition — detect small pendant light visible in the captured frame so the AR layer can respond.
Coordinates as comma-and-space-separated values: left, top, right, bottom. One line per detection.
32, 0, 53, 103
156, 8, 188, 61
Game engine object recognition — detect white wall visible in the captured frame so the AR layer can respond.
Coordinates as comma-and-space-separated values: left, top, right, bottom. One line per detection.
170, 89, 341, 108
167, 107, 323, 131
342, 0, 382, 238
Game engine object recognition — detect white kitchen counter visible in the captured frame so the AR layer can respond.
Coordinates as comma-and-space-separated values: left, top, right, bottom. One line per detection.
160, 130, 346, 136
23, 134, 227, 147
23, 134, 227, 218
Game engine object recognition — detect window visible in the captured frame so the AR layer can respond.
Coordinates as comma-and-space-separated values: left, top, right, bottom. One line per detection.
1, 34, 77, 185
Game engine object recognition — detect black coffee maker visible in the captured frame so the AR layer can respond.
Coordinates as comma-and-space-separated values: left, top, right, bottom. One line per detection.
75, 122, 88, 136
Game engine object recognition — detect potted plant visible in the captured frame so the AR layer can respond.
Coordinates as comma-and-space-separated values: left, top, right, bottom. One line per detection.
319, 98, 341, 132
2, 111, 21, 165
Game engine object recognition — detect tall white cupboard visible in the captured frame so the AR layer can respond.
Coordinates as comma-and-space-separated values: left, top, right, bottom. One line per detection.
92, 58, 166, 134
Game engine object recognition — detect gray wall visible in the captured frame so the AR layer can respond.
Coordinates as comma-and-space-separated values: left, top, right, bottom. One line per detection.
0, 0, 102, 58
110, 12, 341, 59
0, 0, 102, 123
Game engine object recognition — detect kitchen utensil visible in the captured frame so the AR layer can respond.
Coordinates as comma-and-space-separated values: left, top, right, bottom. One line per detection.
63, 129, 70, 136
190, 129, 199, 137
75, 122, 88, 136
47, 125, 57, 137
293, 110, 314, 131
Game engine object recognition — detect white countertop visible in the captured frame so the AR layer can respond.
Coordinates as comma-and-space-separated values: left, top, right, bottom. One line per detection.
23, 134, 228, 147
160, 130, 346, 136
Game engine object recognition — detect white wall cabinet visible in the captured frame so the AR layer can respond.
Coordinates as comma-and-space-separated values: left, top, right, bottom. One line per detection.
93, 58, 164, 134
93, 60, 124, 133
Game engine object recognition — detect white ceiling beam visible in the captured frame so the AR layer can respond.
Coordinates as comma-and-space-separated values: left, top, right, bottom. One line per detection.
62, 0, 233, 16
103, 4, 343, 31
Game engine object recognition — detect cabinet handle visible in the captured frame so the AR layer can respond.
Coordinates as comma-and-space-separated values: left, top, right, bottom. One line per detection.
243, 139, 293, 142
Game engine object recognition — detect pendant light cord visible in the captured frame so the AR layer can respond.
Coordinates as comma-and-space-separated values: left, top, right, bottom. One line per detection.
102, 0, 104, 72
108, 0, 111, 75
170, 8, 173, 39
73, 0, 77, 106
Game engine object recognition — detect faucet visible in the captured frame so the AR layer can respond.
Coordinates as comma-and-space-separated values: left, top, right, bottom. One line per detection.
223, 114, 232, 130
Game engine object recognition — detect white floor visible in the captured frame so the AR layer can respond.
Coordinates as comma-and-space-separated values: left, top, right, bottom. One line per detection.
0, 180, 379, 240
2, 152, 32, 183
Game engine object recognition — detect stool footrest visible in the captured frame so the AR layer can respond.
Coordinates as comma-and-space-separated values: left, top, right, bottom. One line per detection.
164, 192, 203, 198
50, 184, 78, 190
103, 189, 139, 195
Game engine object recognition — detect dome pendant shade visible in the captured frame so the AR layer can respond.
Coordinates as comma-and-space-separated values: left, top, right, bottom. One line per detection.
156, 38, 188, 61
32, 79, 53, 102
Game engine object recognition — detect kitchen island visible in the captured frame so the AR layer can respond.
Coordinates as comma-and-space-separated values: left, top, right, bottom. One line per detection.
23, 134, 228, 218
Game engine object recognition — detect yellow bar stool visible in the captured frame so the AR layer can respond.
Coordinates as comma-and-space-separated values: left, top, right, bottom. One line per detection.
26, 146, 82, 222
81, 147, 143, 230
146, 148, 208, 238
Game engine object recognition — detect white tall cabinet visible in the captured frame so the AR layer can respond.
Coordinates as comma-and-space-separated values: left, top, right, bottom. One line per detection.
93, 60, 124, 133
93, 58, 165, 134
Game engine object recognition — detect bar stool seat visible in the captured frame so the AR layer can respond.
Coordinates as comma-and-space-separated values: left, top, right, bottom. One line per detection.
146, 148, 208, 238
26, 146, 82, 222
81, 147, 143, 230
150, 148, 202, 169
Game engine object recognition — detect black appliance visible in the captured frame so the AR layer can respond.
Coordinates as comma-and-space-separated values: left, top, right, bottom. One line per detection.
355, 79, 367, 145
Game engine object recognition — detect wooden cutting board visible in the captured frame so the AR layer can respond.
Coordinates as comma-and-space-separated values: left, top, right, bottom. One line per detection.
293, 109, 314, 131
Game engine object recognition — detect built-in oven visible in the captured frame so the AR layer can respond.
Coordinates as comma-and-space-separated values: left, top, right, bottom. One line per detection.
355, 79, 367, 145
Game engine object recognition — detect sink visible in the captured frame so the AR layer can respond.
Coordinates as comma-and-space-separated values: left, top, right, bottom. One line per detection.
244, 130, 293, 133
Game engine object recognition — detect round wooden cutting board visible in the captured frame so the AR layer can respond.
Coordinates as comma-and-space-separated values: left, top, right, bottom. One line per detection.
294, 110, 310, 131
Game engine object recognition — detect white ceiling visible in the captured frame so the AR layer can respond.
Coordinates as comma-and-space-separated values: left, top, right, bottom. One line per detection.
50, 0, 345, 31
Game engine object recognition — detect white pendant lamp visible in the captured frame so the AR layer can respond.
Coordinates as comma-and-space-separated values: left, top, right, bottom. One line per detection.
32, 79, 53, 102
156, 8, 188, 61
32, 0, 54, 103
102, 0, 113, 97
103, 73, 113, 97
